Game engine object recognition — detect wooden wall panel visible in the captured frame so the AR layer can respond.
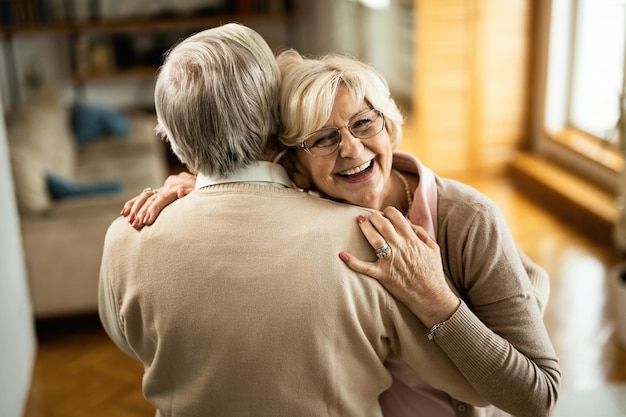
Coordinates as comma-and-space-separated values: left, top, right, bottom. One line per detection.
477, 0, 531, 171
411, 0, 472, 174
405, 0, 531, 176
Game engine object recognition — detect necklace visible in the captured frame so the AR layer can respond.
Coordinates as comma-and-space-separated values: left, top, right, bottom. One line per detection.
392, 169, 413, 215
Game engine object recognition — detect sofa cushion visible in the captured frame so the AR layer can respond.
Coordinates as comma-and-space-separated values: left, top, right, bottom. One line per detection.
71, 101, 130, 145
45, 172, 123, 200
78, 112, 162, 161
6, 85, 77, 214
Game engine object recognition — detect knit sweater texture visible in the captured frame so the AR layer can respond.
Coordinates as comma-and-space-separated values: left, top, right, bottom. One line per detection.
99, 182, 486, 417
387, 152, 561, 417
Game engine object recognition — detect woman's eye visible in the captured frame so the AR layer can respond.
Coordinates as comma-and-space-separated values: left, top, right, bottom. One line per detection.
312, 133, 339, 148
352, 118, 372, 131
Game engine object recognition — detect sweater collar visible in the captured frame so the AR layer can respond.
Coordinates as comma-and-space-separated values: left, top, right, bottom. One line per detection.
195, 161, 293, 190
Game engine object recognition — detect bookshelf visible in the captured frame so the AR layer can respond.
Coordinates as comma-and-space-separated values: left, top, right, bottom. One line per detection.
1, 0, 297, 96
2, 12, 297, 35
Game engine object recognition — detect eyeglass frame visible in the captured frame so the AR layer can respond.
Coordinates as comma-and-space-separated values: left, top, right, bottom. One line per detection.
296, 108, 386, 157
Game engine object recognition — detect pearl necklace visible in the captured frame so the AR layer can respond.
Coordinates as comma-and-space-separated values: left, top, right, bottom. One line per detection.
392, 169, 413, 215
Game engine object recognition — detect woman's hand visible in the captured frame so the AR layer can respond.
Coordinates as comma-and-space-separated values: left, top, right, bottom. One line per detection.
339, 206, 460, 327
121, 171, 197, 229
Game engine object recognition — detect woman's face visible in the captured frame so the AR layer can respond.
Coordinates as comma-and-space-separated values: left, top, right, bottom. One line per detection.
294, 87, 395, 210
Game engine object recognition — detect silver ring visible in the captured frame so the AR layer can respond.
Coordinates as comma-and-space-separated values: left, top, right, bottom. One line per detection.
375, 242, 391, 259
142, 187, 157, 195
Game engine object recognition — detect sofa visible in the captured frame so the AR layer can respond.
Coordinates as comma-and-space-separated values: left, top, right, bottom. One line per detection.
6, 85, 168, 319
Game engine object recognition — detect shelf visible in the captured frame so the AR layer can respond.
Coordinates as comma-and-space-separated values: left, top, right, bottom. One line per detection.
2, 12, 296, 36
73, 66, 158, 82
3, 8, 297, 91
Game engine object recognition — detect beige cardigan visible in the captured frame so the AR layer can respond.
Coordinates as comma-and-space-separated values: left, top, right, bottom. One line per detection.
386, 152, 561, 417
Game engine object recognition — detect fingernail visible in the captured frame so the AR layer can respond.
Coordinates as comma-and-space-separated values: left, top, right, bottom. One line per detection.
128, 213, 135, 223
143, 214, 151, 224
357, 215, 366, 224
338, 252, 350, 262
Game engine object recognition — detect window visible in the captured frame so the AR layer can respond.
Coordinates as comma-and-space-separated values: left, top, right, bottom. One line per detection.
540, 0, 626, 188
570, 0, 625, 140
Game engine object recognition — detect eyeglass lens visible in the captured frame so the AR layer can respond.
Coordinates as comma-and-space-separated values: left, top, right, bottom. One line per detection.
304, 109, 383, 156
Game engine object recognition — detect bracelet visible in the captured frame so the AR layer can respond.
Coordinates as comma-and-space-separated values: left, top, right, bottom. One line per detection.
427, 321, 446, 341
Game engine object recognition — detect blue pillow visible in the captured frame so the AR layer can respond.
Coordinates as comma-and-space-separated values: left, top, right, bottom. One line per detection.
71, 102, 130, 145
46, 172, 123, 200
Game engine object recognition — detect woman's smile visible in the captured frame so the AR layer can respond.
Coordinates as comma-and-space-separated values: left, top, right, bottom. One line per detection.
337, 159, 374, 181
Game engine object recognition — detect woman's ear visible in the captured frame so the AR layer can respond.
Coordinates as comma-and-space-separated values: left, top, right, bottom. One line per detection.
281, 149, 311, 190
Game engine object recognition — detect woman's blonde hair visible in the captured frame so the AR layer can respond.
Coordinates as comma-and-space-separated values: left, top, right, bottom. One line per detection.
276, 49, 404, 150
154, 23, 281, 176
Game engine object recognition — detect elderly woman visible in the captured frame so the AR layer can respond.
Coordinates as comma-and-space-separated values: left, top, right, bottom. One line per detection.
124, 50, 560, 417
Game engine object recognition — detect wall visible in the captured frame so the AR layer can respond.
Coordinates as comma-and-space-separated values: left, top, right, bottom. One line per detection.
300, 0, 412, 105
411, 0, 532, 177
0, 85, 36, 417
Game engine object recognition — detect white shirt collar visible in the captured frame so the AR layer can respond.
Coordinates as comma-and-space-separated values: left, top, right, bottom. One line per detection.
195, 161, 293, 190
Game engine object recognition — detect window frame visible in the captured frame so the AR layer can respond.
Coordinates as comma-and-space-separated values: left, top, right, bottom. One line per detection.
532, 0, 624, 194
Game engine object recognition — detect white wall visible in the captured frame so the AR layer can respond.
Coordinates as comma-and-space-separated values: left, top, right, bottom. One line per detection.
0, 86, 36, 416
297, 0, 412, 105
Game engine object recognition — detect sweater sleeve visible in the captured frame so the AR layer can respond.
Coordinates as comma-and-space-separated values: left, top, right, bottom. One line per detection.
433, 182, 561, 417
98, 219, 138, 359
519, 249, 551, 316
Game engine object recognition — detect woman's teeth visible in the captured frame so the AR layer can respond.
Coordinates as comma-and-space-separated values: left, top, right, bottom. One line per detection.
338, 160, 372, 176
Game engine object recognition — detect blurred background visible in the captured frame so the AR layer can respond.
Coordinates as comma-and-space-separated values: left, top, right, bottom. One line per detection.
1, 0, 626, 416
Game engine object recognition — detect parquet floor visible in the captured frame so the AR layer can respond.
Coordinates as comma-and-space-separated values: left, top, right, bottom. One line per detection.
23, 173, 626, 416
24, 316, 154, 417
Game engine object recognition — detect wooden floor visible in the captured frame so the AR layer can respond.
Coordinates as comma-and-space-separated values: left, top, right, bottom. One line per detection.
23, 173, 626, 416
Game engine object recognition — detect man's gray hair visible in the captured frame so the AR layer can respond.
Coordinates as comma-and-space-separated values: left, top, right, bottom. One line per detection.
155, 23, 280, 177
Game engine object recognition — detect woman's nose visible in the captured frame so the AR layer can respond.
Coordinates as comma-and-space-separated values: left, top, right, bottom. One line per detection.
338, 128, 363, 158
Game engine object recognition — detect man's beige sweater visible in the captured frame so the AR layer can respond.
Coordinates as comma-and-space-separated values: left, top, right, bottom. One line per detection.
99, 183, 486, 417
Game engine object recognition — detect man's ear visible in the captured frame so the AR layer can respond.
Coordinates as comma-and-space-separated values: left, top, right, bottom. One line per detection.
281, 149, 311, 190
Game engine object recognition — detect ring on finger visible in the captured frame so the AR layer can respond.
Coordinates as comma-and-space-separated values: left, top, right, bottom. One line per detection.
375, 242, 391, 259
142, 187, 158, 195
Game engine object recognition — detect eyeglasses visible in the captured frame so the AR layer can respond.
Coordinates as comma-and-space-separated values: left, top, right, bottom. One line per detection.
298, 109, 385, 157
